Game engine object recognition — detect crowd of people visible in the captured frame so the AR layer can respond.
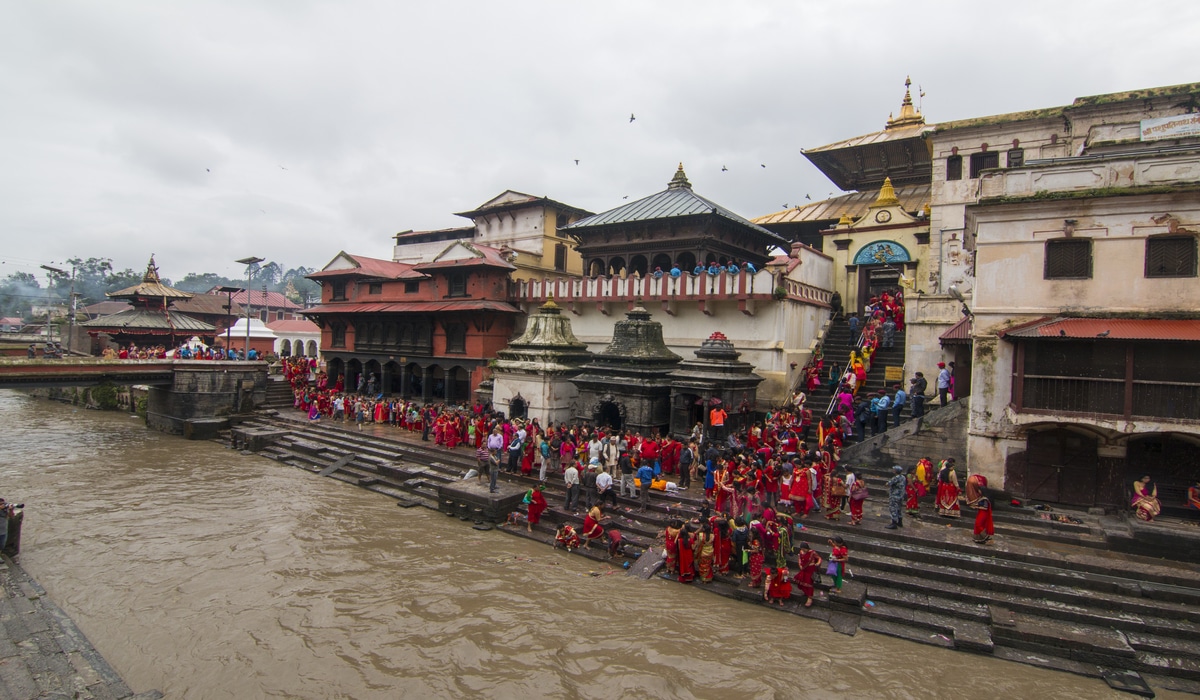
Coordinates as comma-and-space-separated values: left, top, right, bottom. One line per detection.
93, 342, 267, 361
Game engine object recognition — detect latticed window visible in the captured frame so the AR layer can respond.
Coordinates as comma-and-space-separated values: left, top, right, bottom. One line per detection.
1145, 236, 1198, 278
331, 323, 346, 348
946, 155, 962, 181
1044, 239, 1092, 279
445, 323, 466, 353
969, 151, 1000, 178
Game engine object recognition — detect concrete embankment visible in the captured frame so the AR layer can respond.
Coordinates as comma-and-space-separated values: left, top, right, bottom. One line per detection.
0, 555, 161, 700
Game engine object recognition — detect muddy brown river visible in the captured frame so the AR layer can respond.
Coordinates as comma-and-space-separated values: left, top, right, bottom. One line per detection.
0, 391, 1174, 699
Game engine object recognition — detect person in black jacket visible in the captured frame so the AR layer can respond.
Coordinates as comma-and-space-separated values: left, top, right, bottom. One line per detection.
910, 372, 928, 418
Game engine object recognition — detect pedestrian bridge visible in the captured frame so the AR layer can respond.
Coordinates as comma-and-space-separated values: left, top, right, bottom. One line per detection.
0, 359, 269, 437
0, 358, 179, 389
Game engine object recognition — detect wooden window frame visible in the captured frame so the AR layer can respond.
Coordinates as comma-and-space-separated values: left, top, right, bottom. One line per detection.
1145, 235, 1198, 278
1044, 238, 1092, 280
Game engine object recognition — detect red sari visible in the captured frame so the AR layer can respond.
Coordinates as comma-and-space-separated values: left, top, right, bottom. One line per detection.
796, 548, 820, 600
973, 497, 994, 544
766, 566, 792, 603
677, 529, 695, 583
582, 512, 605, 543
936, 466, 962, 518
526, 489, 547, 526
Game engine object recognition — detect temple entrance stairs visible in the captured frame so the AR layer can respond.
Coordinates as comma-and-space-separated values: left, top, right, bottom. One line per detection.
818, 321, 910, 411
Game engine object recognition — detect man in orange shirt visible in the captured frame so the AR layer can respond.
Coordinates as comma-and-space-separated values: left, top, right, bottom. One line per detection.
709, 403, 728, 441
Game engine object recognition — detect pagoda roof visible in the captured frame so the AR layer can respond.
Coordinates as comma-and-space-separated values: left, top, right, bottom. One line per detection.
81, 308, 215, 333
107, 256, 194, 302
753, 183, 930, 226
564, 165, 788, 248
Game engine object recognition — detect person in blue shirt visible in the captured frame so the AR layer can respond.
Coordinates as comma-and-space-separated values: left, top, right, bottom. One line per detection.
726, 262, 740, 274
707, 262, 721, 275
636, 461, 656, 512
743, 261, 757, 274
891, 383, 907, 428
693, 265, 705, 276
652, 267, 664, 278
669, 265, 682, 278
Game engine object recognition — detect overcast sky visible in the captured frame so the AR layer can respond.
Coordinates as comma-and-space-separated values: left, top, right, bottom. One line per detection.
2, 1, 1197, 284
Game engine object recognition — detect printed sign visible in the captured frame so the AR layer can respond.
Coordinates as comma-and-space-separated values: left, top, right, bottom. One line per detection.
1140, 114, 1200, 141
884, 366, 904, 382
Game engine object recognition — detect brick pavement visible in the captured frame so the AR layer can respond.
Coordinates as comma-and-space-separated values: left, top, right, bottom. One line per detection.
0, 556, 160, 700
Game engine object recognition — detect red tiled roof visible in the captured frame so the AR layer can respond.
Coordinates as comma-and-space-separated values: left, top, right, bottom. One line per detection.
0, 317, 23, 325
267, 319, 321, 333
303, 300, 520, 315
208, 289, 302, 310
1001, 317, 1200, 341
308, 254, 425, 281
939, 314, 973, 345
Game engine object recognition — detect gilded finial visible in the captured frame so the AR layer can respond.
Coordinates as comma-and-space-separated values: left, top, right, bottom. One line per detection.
837, 212, 854, 227
872, 177, 901, 208
886, 76, 924, 129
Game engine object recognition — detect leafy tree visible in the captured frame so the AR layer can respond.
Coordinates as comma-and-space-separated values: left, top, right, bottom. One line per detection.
0, 272, 40, 318
174, 272, 241, 293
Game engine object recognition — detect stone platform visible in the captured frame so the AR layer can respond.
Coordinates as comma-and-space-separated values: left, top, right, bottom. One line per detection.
0, 556, 161, 700
437, 479, 526, 524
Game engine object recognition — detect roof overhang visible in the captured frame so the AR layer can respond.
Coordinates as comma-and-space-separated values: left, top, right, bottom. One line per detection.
1001, 316, 1200, 342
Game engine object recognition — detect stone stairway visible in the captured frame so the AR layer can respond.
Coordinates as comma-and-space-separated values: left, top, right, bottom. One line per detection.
224, 410, 1200, 696
260, 377, 295, 410
821, 320, 908, 401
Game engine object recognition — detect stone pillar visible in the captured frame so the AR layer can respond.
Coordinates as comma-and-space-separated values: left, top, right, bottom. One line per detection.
380, 364, 391, 397
421, 366, 432, 402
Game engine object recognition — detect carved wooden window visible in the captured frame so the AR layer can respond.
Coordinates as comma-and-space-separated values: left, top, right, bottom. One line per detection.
969, 151, 1000, 178
946, 155, 962, 181
1044, 239, 1092, 280
331, 323, 346, 348
445, 323, 466, 354
1145, 235, 1198, 278
447, 273, 467, 297
331, 281, 347, 301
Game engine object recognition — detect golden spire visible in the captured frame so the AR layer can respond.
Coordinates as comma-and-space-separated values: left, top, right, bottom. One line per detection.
872, 177, 901, 207
886, 76, 924, 129
837, 212, 855, 227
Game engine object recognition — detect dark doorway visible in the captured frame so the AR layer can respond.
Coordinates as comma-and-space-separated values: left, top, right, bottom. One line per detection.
1016, 429, 1100, 506
596, 400, 623, 431
1126, 435, 1200, 512
509, 395, 528, 419
856, 266, 900, 314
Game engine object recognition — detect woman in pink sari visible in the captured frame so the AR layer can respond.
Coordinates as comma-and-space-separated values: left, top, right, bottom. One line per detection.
1131, 476, 1161, 522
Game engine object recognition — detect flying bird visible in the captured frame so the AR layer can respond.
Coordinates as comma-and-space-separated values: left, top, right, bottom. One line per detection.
629, 113, 636, 123
721, 165, 728, 172
805, 194, 811, 200
206, 168, 210, 172
782, 204, 788, 209
574, 159, 580, 165
760, 164, 766, 168
622, 195, 629, 199
279, 165, 288, 170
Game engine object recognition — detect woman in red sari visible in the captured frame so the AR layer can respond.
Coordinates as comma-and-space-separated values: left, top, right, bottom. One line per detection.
712, 516, 731, 575
905, 472, 921, 517
676, 524, 695, 583
554, 524, 580, 551
746, 525, 764, 588
964, 473, 988, 507
936, 459, 962, 518
795, 543, 822, 607
525, 484, 547, 533
848, 473, 867, 525
663, 522, 680, 576
582, 506, 606, 547
766, 565, 792, 606
973, 495, 994, 545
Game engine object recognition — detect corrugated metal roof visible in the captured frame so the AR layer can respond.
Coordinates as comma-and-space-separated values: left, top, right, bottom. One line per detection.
939, 315, 973, 345
81, 309, 216, 332
565, 177, 789, 248
1002, 317, 1200, 341
303, 300, 521, 315
752, 184, 931, 226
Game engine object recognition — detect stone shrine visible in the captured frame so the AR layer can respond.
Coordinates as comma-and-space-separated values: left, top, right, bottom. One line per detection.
668, 331, 764, 438
490, 298, 593, 425
570, 304, 681, 434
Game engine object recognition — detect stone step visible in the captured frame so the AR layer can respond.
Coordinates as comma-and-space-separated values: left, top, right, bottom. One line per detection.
861, 600, 993, 653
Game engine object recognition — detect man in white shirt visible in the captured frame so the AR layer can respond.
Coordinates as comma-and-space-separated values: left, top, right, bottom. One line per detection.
596, 466, 616, 508
563, 461, 580, 512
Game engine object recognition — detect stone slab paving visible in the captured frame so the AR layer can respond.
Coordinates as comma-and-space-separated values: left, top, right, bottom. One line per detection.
0, 557, 160, 700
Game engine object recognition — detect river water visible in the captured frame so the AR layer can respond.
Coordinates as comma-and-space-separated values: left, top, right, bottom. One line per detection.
0, 391, 1156, 699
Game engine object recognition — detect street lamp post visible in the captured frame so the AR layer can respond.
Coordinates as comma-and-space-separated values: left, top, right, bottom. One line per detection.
236, 257, 264, 360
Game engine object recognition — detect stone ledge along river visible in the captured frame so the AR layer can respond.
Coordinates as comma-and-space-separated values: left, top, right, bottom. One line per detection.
0, 390, 1182, 700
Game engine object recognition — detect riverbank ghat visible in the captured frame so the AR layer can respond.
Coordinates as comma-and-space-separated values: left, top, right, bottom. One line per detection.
0, 555, 161, 700
232, 409, 1200, 697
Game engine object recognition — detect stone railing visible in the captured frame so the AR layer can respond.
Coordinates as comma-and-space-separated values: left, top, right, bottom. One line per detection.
511, 270, 832, 308
980, 149, 1200, 199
